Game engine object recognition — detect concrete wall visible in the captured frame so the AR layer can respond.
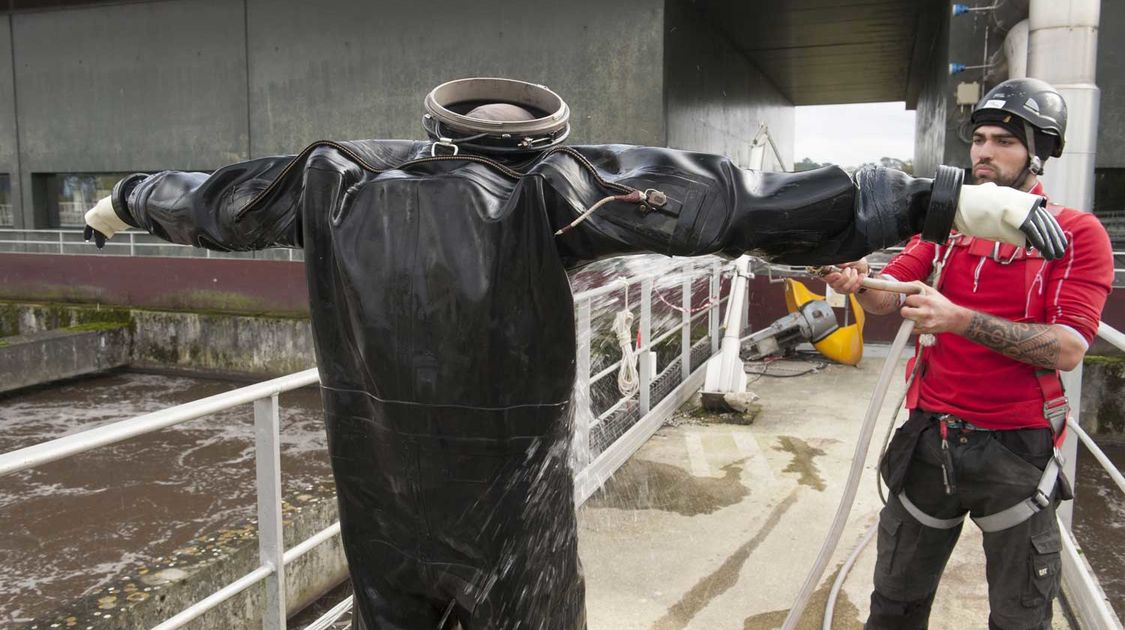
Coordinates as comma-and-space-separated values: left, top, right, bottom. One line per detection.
10, 0, 250, 224
0, 254, 310, 316
1, 301, 315, 377
245, 0, 665, 156
1, 0, 666, 226
663, 0, 793, 168
130, 309, 314, 377
0, 324, 131, 393
1096, 0, 1125, 168
913, 10, 952, 178
0, 15, 18, 227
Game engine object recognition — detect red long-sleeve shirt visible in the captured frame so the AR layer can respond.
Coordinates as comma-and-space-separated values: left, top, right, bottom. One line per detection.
881, 182, 1114, 430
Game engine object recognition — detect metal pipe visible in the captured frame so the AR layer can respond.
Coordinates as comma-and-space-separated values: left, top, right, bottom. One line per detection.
709, 264, 721, 355
0, 368, 320, 477
1028, 0, 1100, 211
255, 394, 287, 629
302, 595, 355, 630
1098, 321, 1125, 351
714, 256, 751, 392
1003, 19, 1029, 79
1028, 0, 1100, 529
681, 264, 692, 381
1068, 419, 1125, 496
151, 566, 273, 630
283, 522, 342, 565
639, 277, 653, 414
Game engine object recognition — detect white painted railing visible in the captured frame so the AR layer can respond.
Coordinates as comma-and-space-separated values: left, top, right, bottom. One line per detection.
1059, 321, 1125, 629
0, 228, 302, 261
0, 258, 732, 629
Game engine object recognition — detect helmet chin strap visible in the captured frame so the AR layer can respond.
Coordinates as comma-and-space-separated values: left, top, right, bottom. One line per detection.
1013, 120, 1044, 191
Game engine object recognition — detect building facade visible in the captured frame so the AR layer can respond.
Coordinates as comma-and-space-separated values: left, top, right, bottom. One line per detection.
0, 0, 795, 229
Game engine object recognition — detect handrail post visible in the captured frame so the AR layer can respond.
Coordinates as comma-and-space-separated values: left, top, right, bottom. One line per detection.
709, 264, 721, 356
130, 232, 136, 257
639, 277, 653, 415
1058, 367, 1082, 528
58, 230, 64, 254
254, 394, 286, 629
681, 263, 692, 381
575, 297, 593, 467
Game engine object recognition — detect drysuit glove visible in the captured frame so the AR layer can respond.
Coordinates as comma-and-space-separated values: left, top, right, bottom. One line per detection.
83, 196, 129, 249
954, 183, 1068, 259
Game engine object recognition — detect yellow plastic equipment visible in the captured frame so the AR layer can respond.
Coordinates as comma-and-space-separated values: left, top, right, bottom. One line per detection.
784, 278, 865, 366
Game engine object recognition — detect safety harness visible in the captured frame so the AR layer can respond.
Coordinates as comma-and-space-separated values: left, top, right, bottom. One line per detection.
897, 227, 1071, 533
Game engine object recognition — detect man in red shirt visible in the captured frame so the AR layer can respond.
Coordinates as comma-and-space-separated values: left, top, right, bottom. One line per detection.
826, 78, 1114, 629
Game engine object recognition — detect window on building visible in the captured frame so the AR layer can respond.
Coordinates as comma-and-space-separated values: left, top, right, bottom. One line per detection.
1094, 168, 1125, 215
37, 173, 131, 228
0, 175, 11, 227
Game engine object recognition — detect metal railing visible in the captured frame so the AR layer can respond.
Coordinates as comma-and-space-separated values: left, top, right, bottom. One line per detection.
0, 228, 303, 261
1059, 321, 1125, 629
0, 258, 732, 629
2, 228, 1123, 289
0, 369, 320, 629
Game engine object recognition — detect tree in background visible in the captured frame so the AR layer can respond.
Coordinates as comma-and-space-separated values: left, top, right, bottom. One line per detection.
793, 156, 912, 174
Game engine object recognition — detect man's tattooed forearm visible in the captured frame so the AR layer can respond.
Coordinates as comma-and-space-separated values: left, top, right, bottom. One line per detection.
963, 312, 1060, 368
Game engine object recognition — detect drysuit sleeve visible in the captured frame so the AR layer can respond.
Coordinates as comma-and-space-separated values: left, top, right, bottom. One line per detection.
542, 145, 950, 268
109, 154, 305, 251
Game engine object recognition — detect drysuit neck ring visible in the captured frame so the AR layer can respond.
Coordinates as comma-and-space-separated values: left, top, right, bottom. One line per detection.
423, 77, 571, 155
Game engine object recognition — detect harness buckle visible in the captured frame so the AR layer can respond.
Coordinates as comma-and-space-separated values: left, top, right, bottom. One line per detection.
991, 241, 1022, 264
430, 138, 459, 157
1043, 396, 1069, 435
1032, 489, 1051, 510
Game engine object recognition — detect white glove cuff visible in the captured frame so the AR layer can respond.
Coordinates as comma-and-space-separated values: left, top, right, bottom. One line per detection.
84, 196, 130, 240
954, 183, 1039, 247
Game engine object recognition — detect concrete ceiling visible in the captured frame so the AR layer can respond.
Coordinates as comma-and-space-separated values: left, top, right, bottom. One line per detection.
698, 0, 946, 106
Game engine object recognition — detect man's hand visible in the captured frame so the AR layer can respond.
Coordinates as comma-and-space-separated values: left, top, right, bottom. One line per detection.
955, 182, 1067, 259
83, 196, 129, 249
823, 259, 869, 294
899, 284, 972, 335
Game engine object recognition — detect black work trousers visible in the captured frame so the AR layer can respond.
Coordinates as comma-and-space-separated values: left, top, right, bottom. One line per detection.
866, 410, 1064, 630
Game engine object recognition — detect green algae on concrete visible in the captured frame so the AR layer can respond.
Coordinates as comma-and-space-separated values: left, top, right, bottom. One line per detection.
0, 301, 314, 377
0, 300, 131, 336
61, 321, 130, 333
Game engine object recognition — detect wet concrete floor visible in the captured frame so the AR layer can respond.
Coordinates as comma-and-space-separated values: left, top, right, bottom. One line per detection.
292, 350, 1122, 630
0, 370, 331, 626
577, 350, 1090, 629
4, 358, 1121, 629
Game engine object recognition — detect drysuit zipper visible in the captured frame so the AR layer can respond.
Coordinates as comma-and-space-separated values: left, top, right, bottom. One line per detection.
235, 140, 644, 221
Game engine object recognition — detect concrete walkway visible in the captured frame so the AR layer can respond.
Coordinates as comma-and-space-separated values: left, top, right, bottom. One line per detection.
578, 347, 1072, 629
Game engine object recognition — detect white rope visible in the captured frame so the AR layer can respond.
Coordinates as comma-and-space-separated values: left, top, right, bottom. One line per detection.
612, 309, 640, 397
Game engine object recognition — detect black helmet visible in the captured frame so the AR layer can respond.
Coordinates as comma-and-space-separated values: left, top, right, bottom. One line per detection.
422, 78, 570, 155
970, 78, 1067, 167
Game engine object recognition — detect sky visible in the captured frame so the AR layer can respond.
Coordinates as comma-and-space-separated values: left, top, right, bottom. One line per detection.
794, 101, 916, 168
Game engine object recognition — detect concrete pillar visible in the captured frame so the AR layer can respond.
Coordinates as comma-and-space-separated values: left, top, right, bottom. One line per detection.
1028, 0, 1100, 211
1002, 19, 1029, 79
1027, 0, 1101, 529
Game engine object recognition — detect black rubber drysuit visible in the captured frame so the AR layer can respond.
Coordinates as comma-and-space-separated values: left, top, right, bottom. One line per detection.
108, 140, 954, 629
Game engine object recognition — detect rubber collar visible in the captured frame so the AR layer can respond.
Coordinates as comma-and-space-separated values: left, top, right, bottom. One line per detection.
922, 165, 964, 243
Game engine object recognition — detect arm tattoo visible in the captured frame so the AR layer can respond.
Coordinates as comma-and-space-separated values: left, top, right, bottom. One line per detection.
963, 312, 1061, 369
